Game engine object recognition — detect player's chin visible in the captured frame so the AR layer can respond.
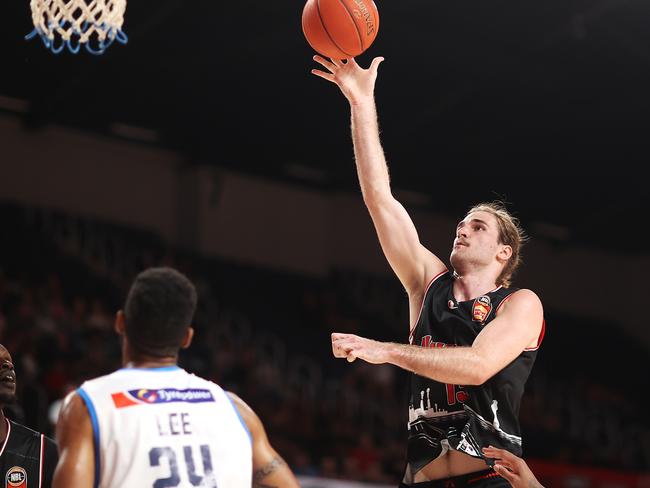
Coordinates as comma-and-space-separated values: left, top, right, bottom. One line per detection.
0, 391, 17, 404
449, 251, 462, 268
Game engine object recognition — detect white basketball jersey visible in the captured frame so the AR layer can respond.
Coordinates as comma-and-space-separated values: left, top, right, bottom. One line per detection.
78, 366, 252, 488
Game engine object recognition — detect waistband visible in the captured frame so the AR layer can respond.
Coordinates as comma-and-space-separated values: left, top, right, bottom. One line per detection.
399, 469, 503, 488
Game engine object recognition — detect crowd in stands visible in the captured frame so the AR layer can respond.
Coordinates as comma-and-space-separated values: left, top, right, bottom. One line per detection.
1, 202, 648, 484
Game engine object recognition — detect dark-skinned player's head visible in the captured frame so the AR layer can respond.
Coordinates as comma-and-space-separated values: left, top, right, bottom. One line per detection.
0, 344, 17, 405
122, 267, 197, 358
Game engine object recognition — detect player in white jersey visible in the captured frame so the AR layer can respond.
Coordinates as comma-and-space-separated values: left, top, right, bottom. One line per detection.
52, 267, 300, 488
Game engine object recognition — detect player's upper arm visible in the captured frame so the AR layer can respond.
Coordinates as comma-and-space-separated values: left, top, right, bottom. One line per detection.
365, 194, 447, 294
227, 392, 300, 488
471, 289, 544, 383
52, 391, 95, 488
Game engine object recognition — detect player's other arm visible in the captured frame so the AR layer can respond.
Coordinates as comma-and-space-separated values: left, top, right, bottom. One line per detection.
52, 391, 95, 488
482, 447, 545, 488
227, 392, 300, 488
333, 289, 544, 385
312, 57, 446, 295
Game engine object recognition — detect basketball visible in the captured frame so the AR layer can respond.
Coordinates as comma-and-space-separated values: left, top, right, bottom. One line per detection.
302, 0, 379, 60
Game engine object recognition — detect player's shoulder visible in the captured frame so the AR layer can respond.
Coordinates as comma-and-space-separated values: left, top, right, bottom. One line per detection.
499, 288, 543, 314
7, 420, 55, 447
508, 288, 542, 304
185, 370, 225, 391
7, 419, 40, 438
78, 368, 124, 389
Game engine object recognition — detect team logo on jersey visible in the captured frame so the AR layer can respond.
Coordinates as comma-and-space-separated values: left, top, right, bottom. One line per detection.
472, 295, 492, 323
5, 466, 27, 488
112, 388, 215, 408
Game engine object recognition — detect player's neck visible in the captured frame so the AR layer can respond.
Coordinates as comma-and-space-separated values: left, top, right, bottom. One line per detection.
452, 271, 499, 302
122, 340, 179, 369
123, 348, 178, 369
123, 359, 178, 369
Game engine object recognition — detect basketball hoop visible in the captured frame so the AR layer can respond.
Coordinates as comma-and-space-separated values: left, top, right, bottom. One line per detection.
26, 0, 128, 54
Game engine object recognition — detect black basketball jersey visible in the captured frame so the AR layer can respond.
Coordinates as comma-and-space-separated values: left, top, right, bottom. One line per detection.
0, 419, 58, 488
405, 270, 544, 476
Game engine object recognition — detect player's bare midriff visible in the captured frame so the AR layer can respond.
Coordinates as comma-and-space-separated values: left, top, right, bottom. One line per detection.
413, 450, 490, 482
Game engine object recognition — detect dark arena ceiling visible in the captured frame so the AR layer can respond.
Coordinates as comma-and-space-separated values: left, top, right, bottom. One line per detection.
1, 0, 649, 255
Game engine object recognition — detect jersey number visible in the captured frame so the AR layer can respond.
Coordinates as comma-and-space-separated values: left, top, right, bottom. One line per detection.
421, 338, 469, 406
149, 445, 217, 487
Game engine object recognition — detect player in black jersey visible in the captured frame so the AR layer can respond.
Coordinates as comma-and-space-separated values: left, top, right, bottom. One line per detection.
312, 57, 545, 487
0, 344, 58, 488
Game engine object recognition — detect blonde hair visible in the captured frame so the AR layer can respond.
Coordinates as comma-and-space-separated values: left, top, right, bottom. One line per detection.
466, 201, 528, 287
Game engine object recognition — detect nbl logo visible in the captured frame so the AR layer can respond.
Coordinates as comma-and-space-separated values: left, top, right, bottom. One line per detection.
5, 466, 27, 488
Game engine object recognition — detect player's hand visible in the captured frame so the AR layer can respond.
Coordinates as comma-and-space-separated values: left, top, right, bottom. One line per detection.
331, 332, 390, 364
311, 56, 384, 106
482, 446, 544, 488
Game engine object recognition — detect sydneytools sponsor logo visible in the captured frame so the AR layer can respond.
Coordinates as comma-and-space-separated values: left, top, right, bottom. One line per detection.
129, 388, 215, 404
352, 0, 375, 36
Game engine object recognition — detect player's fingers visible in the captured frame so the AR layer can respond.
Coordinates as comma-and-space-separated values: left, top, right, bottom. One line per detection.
494, 459, 515, 472
331, 333, 345, 343
369, 56, 385, 73
311, 69, 336, 82
483, 446, 513, 462
333, 348, 347, 358
330, 57, 343, 67
493, 464, 517, 483
331, 339, 347, 353
332, 333, 355, 342
346, 352, 356, 362
313, 55, 337, 72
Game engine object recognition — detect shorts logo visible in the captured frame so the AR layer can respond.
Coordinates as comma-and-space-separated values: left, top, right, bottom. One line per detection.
472, 295, 492, 323
5, 466, 27, 488
112, 388, 215, 408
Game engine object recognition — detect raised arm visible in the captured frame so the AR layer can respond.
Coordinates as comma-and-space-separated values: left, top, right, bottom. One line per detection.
312, 56, 446, 295
52, 391, 95, 488
227, 392, 300, 488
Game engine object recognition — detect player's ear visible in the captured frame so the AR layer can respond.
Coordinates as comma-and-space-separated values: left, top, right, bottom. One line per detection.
115, 310, 126, 335
180, 327, 194, 349
497, 245, 512, 263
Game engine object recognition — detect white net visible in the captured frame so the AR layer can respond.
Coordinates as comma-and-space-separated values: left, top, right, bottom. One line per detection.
28, 0, 127, 54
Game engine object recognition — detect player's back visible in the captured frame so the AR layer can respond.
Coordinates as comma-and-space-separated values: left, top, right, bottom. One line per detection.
78, 366, 252, 488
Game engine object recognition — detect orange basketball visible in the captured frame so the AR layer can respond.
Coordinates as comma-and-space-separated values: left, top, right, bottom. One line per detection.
302, 0, 379, 60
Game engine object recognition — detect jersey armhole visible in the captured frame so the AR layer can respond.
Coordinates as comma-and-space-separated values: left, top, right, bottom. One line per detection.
525, 319, 546, 351
408, 269, 449, 344
77, 387, 101, 488
225, 395, 253, 446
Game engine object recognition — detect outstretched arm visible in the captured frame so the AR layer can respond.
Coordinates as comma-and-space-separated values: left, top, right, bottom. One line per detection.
482, 447, 545, 488
227, 392, 300, 488
52, 391, 95, 488
312, 56, 446, 297
332, 289, 543, 385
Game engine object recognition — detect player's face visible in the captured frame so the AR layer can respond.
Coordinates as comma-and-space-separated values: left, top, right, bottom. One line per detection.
0, 346, 17, 403
450, 211, 504, 270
